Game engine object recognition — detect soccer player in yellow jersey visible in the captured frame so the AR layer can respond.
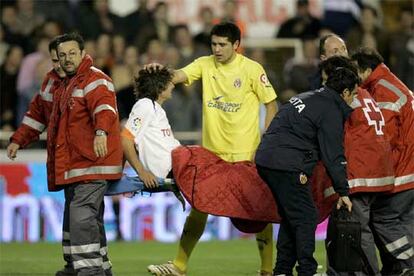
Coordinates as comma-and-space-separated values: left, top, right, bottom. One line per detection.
147, 22, 278, 276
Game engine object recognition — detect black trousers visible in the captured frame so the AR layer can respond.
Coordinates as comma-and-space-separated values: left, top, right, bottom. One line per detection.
257, 166, 318, 276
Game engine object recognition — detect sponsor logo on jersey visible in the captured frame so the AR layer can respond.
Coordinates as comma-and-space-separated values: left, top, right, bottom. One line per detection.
207, 96, 242, 112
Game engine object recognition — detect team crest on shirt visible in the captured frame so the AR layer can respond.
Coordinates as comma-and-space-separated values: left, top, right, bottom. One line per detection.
233, 78, 242, 88
260, 73, 271, 87
132, 117, 142, 131
299, 173, 308, 185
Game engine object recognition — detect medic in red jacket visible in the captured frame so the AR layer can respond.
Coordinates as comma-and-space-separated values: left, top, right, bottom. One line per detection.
11, 55, 123, 191
356, 61, 414, 193
314, 87, 395, 201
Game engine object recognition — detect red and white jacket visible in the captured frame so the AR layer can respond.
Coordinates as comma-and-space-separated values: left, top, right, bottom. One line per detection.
344, 88, 394, 194
11, 55, 123, 190
313, 88, 395, 199
11, 69, 58, 148
361, 63, 414, 193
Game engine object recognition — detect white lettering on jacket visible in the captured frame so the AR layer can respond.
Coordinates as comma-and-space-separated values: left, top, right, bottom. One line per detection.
289, 97, 306, 113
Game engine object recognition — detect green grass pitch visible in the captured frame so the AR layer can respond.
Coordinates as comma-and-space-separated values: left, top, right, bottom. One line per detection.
0, 240, 327, 275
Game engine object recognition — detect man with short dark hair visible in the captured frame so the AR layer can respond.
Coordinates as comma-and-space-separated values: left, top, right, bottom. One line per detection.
7, 32, 123, 276
146, 22, 278, 276
352, 47, 414, 276
255, 68, 356, 276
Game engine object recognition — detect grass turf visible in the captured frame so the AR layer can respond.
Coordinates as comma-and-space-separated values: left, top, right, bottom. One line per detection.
0, 240, 327, 275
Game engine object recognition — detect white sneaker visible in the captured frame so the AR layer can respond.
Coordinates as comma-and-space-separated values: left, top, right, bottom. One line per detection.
147, 261, 186, 276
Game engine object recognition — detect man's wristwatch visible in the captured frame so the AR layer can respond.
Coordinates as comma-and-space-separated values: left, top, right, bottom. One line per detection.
95, 129, 107, 136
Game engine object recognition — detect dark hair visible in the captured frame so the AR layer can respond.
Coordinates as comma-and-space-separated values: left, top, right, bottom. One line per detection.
325, 67, 359, 94
351, 47, 384, 71
320, 55, 358, 79
56, 32, 85, 51
134, 68, 173, 101
210, 22, 241, 44
48, 35, 62, 53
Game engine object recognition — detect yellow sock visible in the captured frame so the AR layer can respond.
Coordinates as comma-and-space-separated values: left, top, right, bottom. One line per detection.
255, 224, 274, 273
173, 209, 208, 272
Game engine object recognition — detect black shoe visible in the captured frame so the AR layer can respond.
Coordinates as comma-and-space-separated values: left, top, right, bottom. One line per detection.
55, 266, 76, 276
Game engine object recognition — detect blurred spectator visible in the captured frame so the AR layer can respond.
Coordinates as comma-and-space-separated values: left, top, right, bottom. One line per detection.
26, 20, 63, 53
94, 33, 113, 74
164, 27, 205, 137
123, 0, 152, 44
16, 35, 49, 124
134, 2, 173, 52
172, 24, 209, 66
39, 20, 63, 40
213, 0, 246, 37
321, 0, 362, 37
15, 0, 44, 37
247, 48, 280, 91
318, 26, 334, 39
0, 25, 10, 65
164, 45, 181, 68
389, 6, 413, 90
0, 45, 24, 130
33, 0, 76, 30
84, 39, 97, 59
276, 0, 321, 39
193, 6, 215, 50
1, 5, 26, 50
140, 38, 166, 64
77, 0, 122, 40
346, 4, 389, 62
283, 37, 319, 93
114, 45, 140, 122
112, 34, 126, 64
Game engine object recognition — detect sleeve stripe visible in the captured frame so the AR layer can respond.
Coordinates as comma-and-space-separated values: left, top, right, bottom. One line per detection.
22, 116, 45, 132
39, 79, 54, 102
84, 79, 115, 95
71, 79, 115, 98
93, 104, 117, 118
121, 128, 135, 140
377, 79, 407, 112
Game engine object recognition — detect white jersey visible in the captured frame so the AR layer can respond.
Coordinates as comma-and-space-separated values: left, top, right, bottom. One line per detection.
124, 98, 181, 178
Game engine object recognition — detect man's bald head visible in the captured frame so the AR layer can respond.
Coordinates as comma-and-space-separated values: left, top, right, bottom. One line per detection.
319, 34, 348, 60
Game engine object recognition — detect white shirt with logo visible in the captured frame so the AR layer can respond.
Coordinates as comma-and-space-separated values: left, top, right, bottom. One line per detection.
124, 98, 181, 178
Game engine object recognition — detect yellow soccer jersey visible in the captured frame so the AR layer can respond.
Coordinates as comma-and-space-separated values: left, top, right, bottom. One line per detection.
181, 54, 277, 162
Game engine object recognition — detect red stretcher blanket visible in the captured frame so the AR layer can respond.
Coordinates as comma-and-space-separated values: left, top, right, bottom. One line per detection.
171, 146, 338, 233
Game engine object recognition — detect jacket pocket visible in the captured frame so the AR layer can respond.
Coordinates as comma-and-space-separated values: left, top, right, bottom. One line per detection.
69, 131, 98, 162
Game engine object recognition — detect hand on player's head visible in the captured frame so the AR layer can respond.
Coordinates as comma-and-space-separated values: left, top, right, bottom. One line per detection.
143, 63, 164, 72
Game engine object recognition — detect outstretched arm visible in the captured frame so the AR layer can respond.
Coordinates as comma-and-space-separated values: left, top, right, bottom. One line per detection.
143, 63, 188, 85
